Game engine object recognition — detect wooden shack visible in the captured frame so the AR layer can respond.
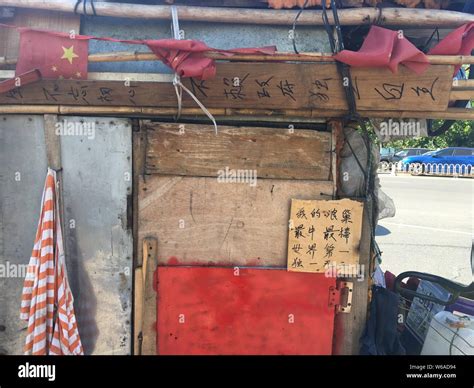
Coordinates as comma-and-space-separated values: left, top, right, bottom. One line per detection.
0, 0, 472, 355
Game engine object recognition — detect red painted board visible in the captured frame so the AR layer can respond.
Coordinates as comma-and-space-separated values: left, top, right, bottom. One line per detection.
156, 267, 336, 355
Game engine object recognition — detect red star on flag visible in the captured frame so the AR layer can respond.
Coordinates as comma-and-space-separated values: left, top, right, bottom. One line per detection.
16, 29, 89, 80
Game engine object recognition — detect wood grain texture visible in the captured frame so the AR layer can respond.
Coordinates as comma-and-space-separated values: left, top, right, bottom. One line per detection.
133, 267, 144, 355
138, 175, 334, 267
141, 237, 158, 356
3, 2, 471, 27
43, 114, 61, 170
0, 63, 453, 113
332, 202, 372, 355
144, 122, 332, 180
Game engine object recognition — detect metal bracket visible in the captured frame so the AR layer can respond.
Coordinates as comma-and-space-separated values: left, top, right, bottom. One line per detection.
328, 280, 353, 314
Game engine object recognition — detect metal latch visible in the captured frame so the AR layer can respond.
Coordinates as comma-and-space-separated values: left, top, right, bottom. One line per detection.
328, 281, 353, 314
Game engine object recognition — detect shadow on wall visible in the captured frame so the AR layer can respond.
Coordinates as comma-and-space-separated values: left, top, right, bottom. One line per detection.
64, 210, 99, 355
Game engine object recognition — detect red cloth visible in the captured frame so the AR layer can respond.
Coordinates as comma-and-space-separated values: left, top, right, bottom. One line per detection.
13, 26, 276, 81
428, 22, 474, 74
145, 39, 276, 80
2, 22, 276, 81
334, 26, 429, 74
145, 39, 218, 80
16, 29, 89, 79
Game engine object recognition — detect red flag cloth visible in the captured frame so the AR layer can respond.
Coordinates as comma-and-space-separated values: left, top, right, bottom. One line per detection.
3, 23, 276, 81
145, 39, 276, 80
16, 29, 89, 80
145, 39, 218, 80
428, 22, 474, 74
333, 26, 429, 74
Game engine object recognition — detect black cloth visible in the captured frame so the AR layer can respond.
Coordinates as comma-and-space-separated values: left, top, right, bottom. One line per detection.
360, 285, 406, 355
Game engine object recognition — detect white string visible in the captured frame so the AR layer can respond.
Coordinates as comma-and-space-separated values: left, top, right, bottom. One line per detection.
170, 5, 218, 134
171, 6, 180, 40
174, 78, 218, 134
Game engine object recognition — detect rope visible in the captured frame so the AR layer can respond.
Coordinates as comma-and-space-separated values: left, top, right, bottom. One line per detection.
170, 6, 218, 134
173, 77, 218, 135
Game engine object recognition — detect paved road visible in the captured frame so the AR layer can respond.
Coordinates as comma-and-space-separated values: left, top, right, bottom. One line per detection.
377, 174, 473, 285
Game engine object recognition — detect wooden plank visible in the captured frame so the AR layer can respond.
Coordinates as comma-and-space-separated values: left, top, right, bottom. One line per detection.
144, 122, 332, 180
0, 63, 453, 112
286, 198, 364, 273
133, 267, 144, 355
350, 65, 452, 112
0, 9, 80, 59
332, 202, 372, 355
141, 237, 157, 356
43, 114, 61, 170
138, 175, 334, 267
329, 120, 343, 193
450, 88, 474, 101
132, 120, 146, 267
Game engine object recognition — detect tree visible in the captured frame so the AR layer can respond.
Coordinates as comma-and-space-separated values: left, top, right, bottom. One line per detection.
386, 120, 473, 150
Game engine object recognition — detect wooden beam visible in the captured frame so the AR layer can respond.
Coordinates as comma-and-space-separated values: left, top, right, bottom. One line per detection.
328, 120, 343, 196
144, 122, 332, 180
141, 237, 158, 355
450, 88, 474, 101
43, 114, 61, 170
0, 1, 472, 26
43, 114, 69, 265
133, 267, 144, 355
333, 201, 372, 355
0, 63, 454, 113
455, 80, 474, 88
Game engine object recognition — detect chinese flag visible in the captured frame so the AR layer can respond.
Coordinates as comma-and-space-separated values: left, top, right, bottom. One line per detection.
16, 29, 89, 80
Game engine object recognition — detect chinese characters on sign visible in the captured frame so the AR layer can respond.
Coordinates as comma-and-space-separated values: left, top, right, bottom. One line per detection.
0, 64, 450, 113
287, 199, 363, 273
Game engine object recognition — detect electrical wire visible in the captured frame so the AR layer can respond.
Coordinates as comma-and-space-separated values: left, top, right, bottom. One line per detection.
291, 0, 310, 54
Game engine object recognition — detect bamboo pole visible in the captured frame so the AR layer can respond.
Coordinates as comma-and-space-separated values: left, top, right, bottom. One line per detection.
449, 89, 474, 100
1, 51, 473, 67
83, 52, 474, 66
0, 104, 472, 120
0, 0, 472, 27
456, 80, 474, 88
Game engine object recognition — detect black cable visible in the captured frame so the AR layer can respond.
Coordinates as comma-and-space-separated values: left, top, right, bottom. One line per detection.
329, 0, 344, 52
291, 0, 309, 55
74, 0, 81, 14
73, 0, 97, 17
421, 27, 439, 53
321, 0, 336, 53
323, 0, 382, 263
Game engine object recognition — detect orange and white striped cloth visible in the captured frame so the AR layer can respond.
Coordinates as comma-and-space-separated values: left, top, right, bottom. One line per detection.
20, 168, 83, 355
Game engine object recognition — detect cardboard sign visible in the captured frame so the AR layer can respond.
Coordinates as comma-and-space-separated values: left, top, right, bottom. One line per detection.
287, 199, 363, 273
